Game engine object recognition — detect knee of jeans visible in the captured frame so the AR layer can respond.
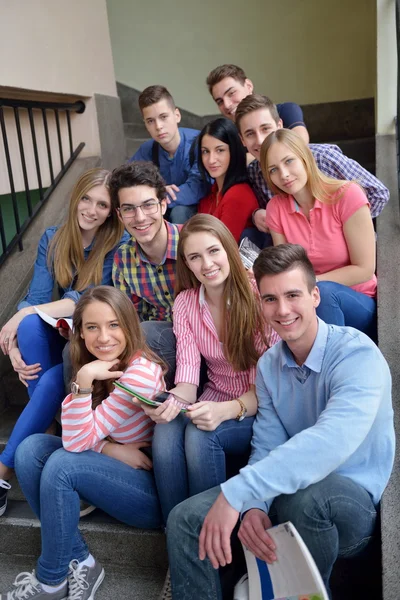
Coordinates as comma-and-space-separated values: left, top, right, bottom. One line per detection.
167, 496, 202, 538
185, 422, 217, 458
14, 433, 50, 471
40, 448, 74, 489
317, 281, 341, 301
275, 485, 320, 524
17, 314, 42, 346
152, 420, 184, 458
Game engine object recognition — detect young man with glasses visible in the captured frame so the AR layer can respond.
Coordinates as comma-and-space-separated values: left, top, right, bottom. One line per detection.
109, 161, 180, 384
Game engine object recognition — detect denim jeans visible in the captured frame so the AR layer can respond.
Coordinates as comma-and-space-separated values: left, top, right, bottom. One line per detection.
167, 473, 378, 600
15, 434, 163, 585
167, 204, 197, 224
240, 227, 273, 249
140, 320, 176, 389
0, 315, 66, 469
152, 413, 254, 524
317, 281, 377, 340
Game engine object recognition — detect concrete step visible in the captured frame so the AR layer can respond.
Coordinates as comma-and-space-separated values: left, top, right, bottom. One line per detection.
1, 499, 168, 569
0, 554, 166, 599
333, 136, 375, 168
124, 122, 149, 140
126, 138, 149, 158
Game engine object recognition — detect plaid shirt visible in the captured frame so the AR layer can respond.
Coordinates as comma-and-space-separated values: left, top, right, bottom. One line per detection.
248, 143, 389, 218
112, 221, 180, 322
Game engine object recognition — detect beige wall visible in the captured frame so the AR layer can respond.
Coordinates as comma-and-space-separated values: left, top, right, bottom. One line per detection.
376, 0, 397, 135
107, 0, 376, 115
0, 0, 119, 193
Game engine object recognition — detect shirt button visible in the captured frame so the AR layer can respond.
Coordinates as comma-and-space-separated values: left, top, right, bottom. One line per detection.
158, 268, 163, 273
165, 291, 170, 296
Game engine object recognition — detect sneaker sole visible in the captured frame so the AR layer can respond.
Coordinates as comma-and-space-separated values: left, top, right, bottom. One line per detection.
88, 568, 105, 600
0, 498, 7, 517
79, 505, 97, 518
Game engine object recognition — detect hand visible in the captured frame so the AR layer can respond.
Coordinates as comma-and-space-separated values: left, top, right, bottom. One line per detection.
139, 397, 181, 423
165, 184, 180, 203
253, 209, 269, 233
187, 401, 226, 431
77, 360, 123, 387
199, 492, 240, 568
9, 347, 41, 388
57, 327, 70, 340
102, 441, 153, 470
238, 509, 277, 563
0, 311, 27, 355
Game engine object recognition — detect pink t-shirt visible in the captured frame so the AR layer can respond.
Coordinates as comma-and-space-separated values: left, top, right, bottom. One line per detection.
266, 182, 377, 298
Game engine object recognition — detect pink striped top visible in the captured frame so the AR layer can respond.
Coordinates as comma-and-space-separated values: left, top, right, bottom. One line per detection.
61, 353, 165, 453
173, 282, 280, 403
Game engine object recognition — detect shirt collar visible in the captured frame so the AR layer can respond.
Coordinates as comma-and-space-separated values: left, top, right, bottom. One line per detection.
198, 284, 231, 309
134, 220, 180, 266
282, 317, 328, 373
289, 197, 323, 214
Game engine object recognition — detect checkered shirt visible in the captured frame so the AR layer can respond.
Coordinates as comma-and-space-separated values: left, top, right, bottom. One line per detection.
248, 143, 389, 218
112, 221, 180, 322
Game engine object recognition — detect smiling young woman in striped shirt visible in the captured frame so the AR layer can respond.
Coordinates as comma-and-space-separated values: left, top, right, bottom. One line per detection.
141, 214, 279, 523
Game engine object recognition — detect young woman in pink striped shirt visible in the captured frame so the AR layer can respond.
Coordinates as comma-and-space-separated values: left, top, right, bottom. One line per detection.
6, 287, 165, 599
142, 214, 279, 523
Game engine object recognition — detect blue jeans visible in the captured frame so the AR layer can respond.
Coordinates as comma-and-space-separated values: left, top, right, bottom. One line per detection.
167, 204, 197, 224
240, 227, 273, 249
167, 473, 378, 600
0, 315, 65, 469
317, 281, 377, 340
152, 414, 254, 524
15, 434, 163, 585
140, 320, 176, 389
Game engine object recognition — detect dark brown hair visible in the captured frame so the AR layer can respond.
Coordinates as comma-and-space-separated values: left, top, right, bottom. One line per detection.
235, 94, 280, 132
206, 64, 247, 93
108, 161, 167, 210
138, 85, 175, 112
176, 214, 269, 371
253, 244, 317, 293
70, 286, 165, 408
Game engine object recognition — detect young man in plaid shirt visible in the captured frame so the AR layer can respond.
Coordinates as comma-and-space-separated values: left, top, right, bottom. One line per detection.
109, 161, 180, 384
235, 94, 390, 248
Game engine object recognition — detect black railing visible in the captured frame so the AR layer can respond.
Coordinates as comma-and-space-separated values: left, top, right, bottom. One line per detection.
0, 97, 85, 266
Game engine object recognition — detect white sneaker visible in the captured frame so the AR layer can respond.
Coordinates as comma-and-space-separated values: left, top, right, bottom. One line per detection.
233, 573, 249, 600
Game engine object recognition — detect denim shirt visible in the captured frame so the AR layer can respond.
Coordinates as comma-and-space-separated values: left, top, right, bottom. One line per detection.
18, 226, 129, 310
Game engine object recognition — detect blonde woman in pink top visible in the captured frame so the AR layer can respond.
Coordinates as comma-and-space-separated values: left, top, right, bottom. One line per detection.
7, 287, 165, 599
261, 129, 377, 340
140, 214, 279, 523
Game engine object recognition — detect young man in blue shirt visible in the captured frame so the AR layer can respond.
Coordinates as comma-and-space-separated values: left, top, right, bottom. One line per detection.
165, 244, 395, 600
206, 64, 309, 143
131, 85, 209, 224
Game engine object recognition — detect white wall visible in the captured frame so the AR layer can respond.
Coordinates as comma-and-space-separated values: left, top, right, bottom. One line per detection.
376, 0, 397, 135
107, 0, 377, 115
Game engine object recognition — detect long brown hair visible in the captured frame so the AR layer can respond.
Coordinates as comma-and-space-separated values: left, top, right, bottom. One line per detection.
260, 129, 349, 203
70, 286, 164, 408
48, 168, 124, 290
176, 214, 267, 372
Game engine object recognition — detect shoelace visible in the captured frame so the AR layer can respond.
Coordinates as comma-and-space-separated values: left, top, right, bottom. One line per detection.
0, 479, 12, 491
67, 561, 90, 600
160, 570, 172, 600
6, 571, 41, 600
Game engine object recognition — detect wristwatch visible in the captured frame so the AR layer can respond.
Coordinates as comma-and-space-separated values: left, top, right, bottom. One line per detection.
71, 381, 93, 395
235, 398, 247, 422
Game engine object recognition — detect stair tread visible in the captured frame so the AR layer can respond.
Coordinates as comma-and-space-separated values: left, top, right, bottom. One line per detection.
0, 404, 24, 444
0, 554, 166, 599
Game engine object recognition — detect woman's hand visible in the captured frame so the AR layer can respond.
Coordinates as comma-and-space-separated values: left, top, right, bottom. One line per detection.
9, 347, 41, 388
186, 401, 229, 431
139, 398, 182, 424
77, 360, 123, 387
102, 441, 153, 470
0, 310, 30, 355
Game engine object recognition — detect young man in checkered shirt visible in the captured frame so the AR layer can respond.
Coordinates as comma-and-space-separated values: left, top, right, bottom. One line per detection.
109, 161, 181, 384
235, 94, 389, 248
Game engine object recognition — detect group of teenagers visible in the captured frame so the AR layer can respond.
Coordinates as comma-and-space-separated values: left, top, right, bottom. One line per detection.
0, 63, 395, 600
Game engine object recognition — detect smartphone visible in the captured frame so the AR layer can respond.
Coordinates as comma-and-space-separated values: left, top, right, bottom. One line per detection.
114, 382, 189, 412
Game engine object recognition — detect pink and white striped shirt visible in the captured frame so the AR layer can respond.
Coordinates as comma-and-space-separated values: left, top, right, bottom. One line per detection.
61, 353, 165, 453
173, 282, 279, 403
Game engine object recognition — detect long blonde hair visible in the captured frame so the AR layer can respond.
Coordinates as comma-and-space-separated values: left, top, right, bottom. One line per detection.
176, 214, 267, 372
260, 129, 348, 203
48, 168, 124, 290
70, 286, 165, 408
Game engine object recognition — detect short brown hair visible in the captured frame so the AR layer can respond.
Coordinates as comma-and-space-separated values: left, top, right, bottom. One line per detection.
235, 94, 280, 132
138, 85, 175, 112
109, 161, 167, 210
206, 64, 247, 94
253, 244, 317, 293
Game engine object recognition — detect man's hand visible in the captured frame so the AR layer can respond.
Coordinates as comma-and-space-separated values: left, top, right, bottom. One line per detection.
253, 209, 269, 233
238, 509, 277, 563
199, 492, 239, 568
165, 184, 180, 204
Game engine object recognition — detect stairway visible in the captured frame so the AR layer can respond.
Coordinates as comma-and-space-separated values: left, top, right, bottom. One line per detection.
0, 401, 168, 598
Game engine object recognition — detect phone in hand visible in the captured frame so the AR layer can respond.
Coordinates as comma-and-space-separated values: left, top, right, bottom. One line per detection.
114, 382, 189, 412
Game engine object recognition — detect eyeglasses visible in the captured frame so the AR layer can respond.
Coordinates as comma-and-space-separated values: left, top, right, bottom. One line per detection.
118, 200, 161, 218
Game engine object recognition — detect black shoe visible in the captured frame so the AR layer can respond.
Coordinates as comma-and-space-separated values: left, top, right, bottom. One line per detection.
0, 479, 11, 516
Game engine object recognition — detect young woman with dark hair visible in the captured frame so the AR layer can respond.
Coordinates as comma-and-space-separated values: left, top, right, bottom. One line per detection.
0, 169, 128, 511
197, 117, 258, 242
1, 286, 165, 600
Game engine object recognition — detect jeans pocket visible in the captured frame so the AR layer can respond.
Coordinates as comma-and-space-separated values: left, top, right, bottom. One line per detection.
339, 534, 375, 558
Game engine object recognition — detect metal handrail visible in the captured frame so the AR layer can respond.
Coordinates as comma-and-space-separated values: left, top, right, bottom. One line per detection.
0, 96, 86, 266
